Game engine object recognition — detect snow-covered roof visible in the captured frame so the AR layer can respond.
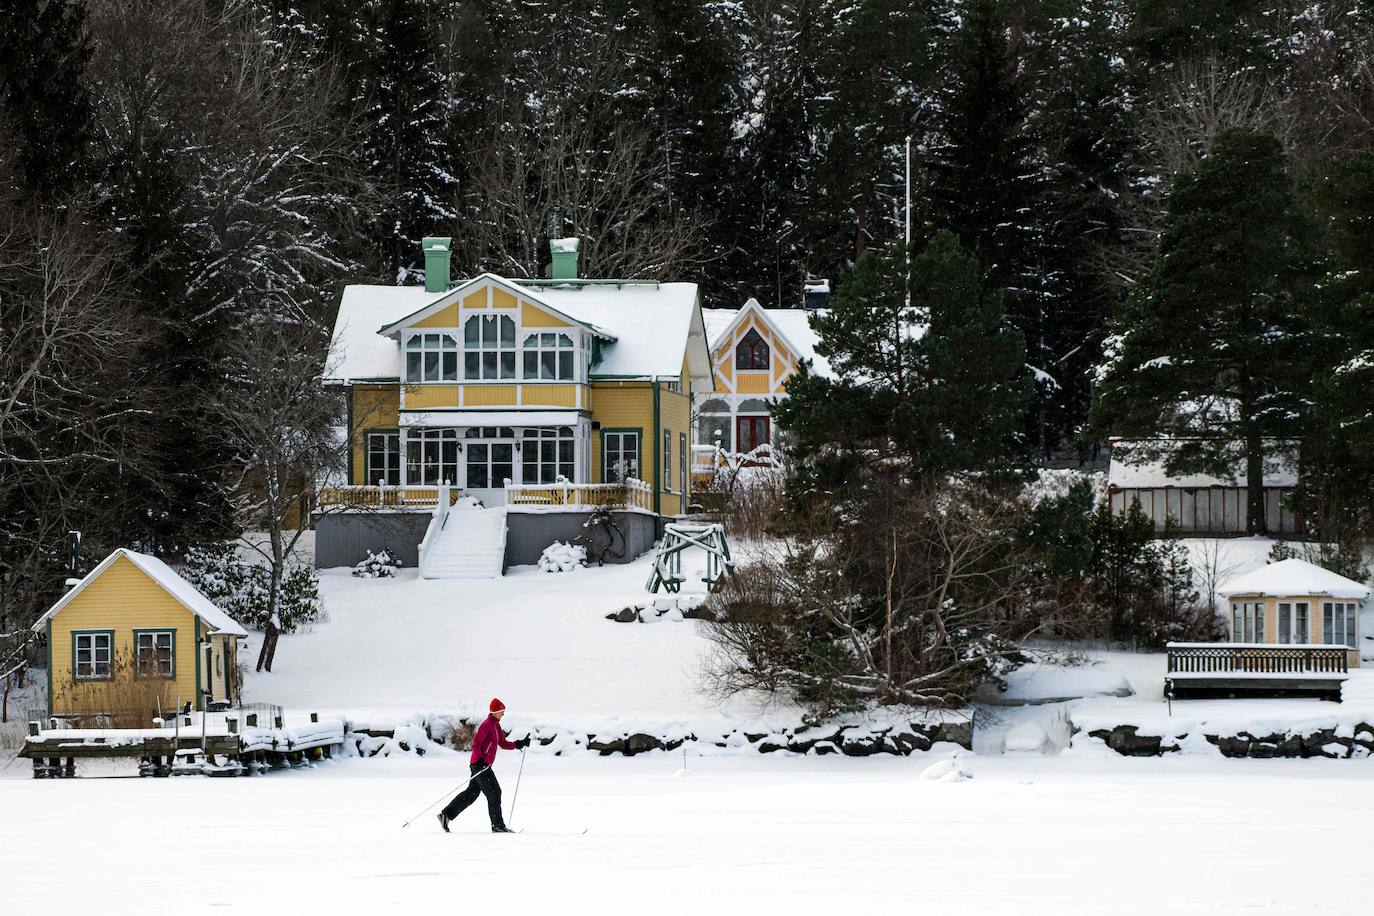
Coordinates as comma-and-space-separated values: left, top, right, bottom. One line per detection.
702, 302, 834, 378
325, 276, 707, 384
1216, 558, 1370, 600
1107, 440, 1298, 489
33, 549, 249, 637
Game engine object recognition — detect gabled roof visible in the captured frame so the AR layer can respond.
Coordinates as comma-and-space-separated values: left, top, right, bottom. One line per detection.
33, 549, 249, 637
1107, 439, 1299, 489
376, 274, 610, 339
325, 275, 707, 384
702, 301, 833, 378
1217, 558, 1370, 600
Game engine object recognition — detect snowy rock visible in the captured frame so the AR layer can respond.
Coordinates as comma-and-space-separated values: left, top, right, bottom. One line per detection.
614, 607, 638, 623
920, 755, 973, 782
1003, 722, 1050, 754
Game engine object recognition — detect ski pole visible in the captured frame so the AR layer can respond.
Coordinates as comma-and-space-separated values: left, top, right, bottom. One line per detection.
400, 764, 491, 829
507, 748, 526, 829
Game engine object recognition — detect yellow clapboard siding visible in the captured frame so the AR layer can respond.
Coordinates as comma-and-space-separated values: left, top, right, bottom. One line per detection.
49, 556, 205, 717
491, 287, 516, 309
521, 300, 572, 328
522, 384, 580, 407
464, 288, 489, 309
660, 385, 691, 515
351, 385, 401, 484
413, 303, 459, 328
405, 385, 460, 409
736, 372, 771, 394
464, 384, 519, 406
589, 383, 652, 482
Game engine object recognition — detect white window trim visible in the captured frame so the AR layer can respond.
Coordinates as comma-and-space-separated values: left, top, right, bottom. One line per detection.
521, 331, 577, 382
134, 629, 176, 680
73, 630, 113, 681
404, 332, 460, 383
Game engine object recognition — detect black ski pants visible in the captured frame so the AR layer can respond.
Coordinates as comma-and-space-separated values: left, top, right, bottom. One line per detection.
442, 762, 504, 827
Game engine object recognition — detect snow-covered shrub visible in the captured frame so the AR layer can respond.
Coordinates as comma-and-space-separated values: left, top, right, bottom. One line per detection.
352, 548, 402, 578
538, 541, 587, 573
277, 564, 322, 632
181, 543, 320, 633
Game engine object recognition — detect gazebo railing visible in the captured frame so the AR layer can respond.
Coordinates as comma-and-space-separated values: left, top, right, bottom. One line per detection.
1166, 643, 1349, 675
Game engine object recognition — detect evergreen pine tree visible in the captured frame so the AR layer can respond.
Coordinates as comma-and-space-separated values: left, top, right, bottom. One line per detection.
1090, 127, 1315, 534
0, 0, 95, 200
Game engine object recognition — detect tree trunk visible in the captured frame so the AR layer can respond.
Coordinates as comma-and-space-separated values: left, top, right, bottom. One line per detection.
2, 672, 10, 724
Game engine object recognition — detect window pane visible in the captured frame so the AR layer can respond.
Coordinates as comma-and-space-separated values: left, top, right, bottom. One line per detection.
541, 350, 555, 379
442, 352, 457, 381
501, 317, 515, 346
465, 318, 480, 346
501, 352, 515, 378
1278, 604, 1290, 644
424, 352, 439, 381
559, 351, 572, 379
483, 352, 497, 378
1325, 603, 1334, 644
407, 352, 422, 382
464, 352, 479, 379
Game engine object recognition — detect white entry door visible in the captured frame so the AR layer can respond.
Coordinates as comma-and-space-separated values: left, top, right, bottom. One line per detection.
463, 427, 516, 506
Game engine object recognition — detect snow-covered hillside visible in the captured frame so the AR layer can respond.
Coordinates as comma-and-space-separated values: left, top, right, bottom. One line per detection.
243, 550, 794, 733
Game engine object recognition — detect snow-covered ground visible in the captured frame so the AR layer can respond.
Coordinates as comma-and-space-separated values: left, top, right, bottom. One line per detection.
243, 550, 791, 734
4, 749, 1373, 914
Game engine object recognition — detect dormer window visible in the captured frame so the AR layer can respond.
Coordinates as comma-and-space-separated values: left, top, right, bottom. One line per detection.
736, 328, 769, 370
523, 332, 575, 380
464, 315, 516, 380
406, 333, 459, 382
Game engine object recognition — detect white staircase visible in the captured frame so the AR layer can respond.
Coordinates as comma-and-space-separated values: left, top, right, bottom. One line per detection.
418, 492, 507, 578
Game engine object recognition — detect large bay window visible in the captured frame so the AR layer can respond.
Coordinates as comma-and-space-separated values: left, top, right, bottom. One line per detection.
522, 427, 575, 483
366, 432, 401, 486
697, 398, 731, 451
464, 315, 516, 380
523, 332, 575, 381
406, 428, 460, 486
406, 333, 459, 382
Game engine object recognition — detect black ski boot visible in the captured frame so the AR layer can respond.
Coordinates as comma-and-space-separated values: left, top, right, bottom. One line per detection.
491, 824, 514, 833
437, 813, 451, 833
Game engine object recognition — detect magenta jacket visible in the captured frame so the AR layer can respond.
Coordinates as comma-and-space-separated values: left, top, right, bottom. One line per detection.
470, 714, 517, 765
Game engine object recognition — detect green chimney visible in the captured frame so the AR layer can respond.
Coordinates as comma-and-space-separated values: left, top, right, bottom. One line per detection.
548, 237, 580, 280
423, 237, 451, 293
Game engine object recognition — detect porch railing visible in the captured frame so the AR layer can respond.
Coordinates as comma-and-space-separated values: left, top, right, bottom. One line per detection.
504, 477, 653, 512
317, 484, 460, 510
1166, 643, 1349, 675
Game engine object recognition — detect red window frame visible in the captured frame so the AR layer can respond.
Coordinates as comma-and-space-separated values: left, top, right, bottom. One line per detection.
735, 328, 770, 370
736, 415, 771, 455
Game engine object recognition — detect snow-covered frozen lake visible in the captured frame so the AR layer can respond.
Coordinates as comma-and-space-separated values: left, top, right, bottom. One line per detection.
3, 749, 1371, 914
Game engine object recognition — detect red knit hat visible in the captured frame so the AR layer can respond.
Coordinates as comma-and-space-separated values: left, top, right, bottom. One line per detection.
489, 697, 506, 713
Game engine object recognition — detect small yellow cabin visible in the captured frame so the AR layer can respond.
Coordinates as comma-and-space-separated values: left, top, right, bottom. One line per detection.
34, 549, 248, 724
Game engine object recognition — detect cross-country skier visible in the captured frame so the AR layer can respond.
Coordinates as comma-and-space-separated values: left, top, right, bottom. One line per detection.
439, 698, 517, 833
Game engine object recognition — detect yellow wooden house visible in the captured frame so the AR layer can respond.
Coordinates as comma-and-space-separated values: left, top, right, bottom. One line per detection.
34, 549, 247, 722
694, 298, 828, 472
1216, 558, 1369, 667
316, 237, 714, 571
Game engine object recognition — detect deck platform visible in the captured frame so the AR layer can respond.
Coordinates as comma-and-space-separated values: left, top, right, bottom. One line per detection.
20, 707, 346, 777
1165, 643, 1349, 701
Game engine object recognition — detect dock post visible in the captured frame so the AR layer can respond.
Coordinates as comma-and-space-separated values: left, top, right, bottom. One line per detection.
274, 714, 283, 729
310, 712, 318, 723
227, 717, 238, 734
28, 721, 39, 737
65, 757, 75, 778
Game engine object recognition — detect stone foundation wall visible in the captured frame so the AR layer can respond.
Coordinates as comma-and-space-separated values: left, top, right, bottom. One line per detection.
1081, 722, 1374, 758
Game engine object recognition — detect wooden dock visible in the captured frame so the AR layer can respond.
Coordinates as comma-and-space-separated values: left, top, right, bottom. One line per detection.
20, 708, 346, 778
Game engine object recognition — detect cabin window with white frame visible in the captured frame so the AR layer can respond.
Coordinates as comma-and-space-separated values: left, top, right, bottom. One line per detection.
366, 432, 401, 486
73, 631, 113, 680
603, 431, 640, 483
679, 432, 687, 497
1323, 602, 1358, 649
1277, 602, 1310, 644
464, 315, 517, 380
522, 332, 575, 381
405, 333, 459, 382
521, 427, 575, 484
406, 428, 461, 486
1231, 601, 1263, 643
135, 630, 175, 679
